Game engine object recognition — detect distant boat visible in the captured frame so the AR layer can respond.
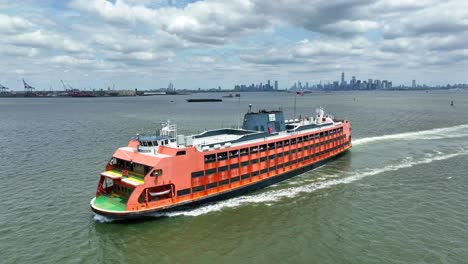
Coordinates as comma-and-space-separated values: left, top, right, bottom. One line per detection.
71, 91, 96, 97
142, 92, 167, 96
450, 100, 454, 106
186, 99, 222, 102
222, 94, 234, 98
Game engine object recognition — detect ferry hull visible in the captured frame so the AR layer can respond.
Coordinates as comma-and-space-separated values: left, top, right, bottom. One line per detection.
91, 149, 349, 220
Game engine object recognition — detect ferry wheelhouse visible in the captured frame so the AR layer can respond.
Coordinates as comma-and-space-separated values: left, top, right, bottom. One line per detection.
90, 107, 352, 218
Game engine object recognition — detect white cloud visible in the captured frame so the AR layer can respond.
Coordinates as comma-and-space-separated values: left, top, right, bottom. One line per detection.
8, 30, 86, 52
320, 20, 379, 35
70, 0, 271, 44
50, 55, 94, 65
69, 0, 161, 26
2, 0, 468, 89
0, 44, 38, 57
0, 14, 33, 33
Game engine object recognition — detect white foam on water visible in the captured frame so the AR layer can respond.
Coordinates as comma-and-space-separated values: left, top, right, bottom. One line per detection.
353, 124, 468, 146
93, 214, 114, 223
158, 148, 468, 218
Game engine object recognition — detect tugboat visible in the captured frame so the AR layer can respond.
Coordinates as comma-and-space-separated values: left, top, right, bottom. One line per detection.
90, 107, 352, 219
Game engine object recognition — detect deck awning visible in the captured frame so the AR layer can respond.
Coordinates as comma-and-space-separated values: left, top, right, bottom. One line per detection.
113, 148, 156, 166
101, 170, 144, 186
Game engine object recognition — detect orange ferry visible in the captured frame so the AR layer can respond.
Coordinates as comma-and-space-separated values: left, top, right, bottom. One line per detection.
90, 107, 352, 218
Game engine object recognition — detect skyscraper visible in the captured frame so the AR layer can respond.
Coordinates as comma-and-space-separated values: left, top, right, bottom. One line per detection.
412, 80, 416, 88
274, 80, 278, 90
341, 72, 345, 85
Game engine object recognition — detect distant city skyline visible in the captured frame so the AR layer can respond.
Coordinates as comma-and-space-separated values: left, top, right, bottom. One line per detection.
289, 72, 394, 91
1, 1, 468, 90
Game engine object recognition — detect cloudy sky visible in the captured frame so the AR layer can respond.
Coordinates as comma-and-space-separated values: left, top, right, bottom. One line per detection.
1, 0, 467, 90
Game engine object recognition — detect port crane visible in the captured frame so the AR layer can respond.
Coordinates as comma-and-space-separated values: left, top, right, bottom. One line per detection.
22, 79, 35, 94
0, 84, 9, 94
60, 79, 69, 91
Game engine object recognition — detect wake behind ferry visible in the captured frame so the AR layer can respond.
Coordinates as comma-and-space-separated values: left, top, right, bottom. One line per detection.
90, 106, 352, 218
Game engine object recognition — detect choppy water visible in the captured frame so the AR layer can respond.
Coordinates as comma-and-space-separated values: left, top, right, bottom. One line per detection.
1, 91, 467, 263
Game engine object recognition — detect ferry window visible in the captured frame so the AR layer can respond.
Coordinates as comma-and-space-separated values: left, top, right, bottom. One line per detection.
269, 167, 275, 172
277, 152, 283, 157
278, 164, 284, 169
204, 154, 216, 163
192, 185, 205, 193
165, 140, 169, 144
241, 173, 250, 180
218, 166, 228, 172
261, 126, 265, 131
177, 188, 191, 196
205, 168, 216, 175
284, 151, 290, 155
260, 169, 268, 174
303, 135, 309, 141
268, 143, 275, 150
297, 137, 303, 143
276, 141, 283, 148
191, 171, 204, 178
284, 161, 290, 166
324, 131, 329, 136
259, 144, 267, 152
230, 163, 239, 169
254, 126, 259, 131
250, 146, 258, 154
260, 157, 267, 162
241, 161, 249, 167
231, 176, 240, 183
151, 169, 163, 177
176, 151, 186, 156
240, 148, 249, 156
219, 179, 229, 186
320, 132, 324, 137
251, 159, 259, 164
291, 138, 296, 145
298, 147, 303, 152
217, 152, 228, 161
284, 140, 290, 146
291, 149, 297, 153
207, 182, 218, 189
269, 154, 275, 160
229, 150, 239, 158
252, 171, 259, 176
